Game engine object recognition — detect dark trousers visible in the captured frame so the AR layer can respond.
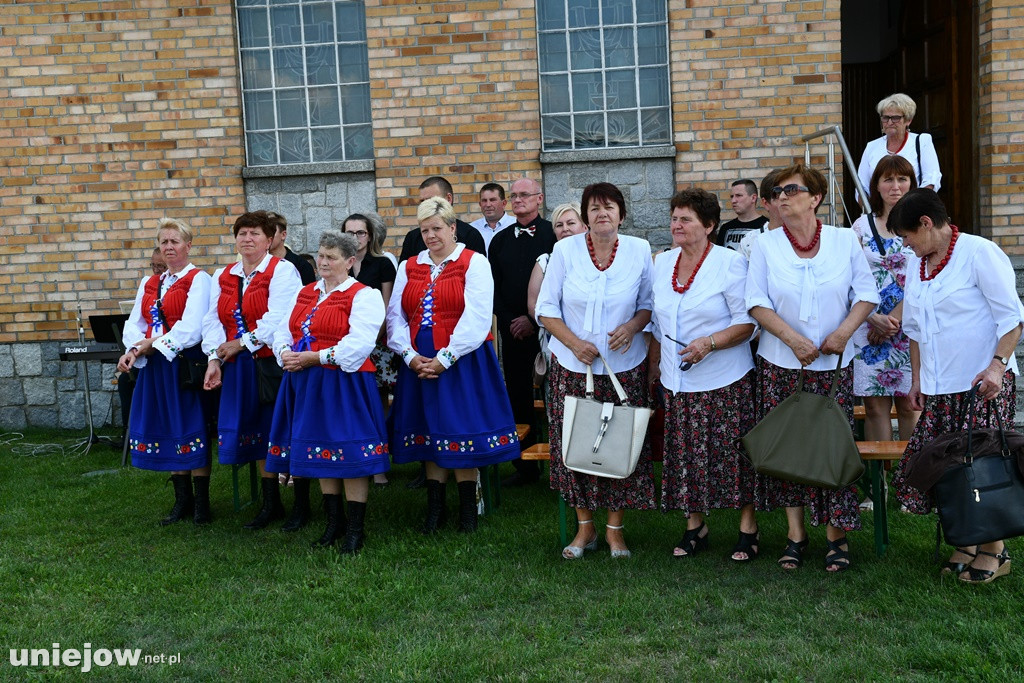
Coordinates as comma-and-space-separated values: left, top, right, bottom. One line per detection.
499, 330, 539, 476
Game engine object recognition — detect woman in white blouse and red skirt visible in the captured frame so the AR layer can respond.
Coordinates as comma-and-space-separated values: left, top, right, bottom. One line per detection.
387, 197, 520, 534
536, 182, 656, 560
201, 211, 301, 530
265, 231, 388, 553
650, 189, 758, 561
117, 218, 213, 526
889, 188, 1024, 583
746, 164, 879, 573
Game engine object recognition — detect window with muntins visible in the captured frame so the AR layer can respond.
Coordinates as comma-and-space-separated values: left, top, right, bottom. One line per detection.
237, 0, 373, 166
537, 0, 671, 151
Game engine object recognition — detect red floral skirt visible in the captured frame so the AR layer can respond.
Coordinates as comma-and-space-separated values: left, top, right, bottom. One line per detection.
548, 358, 656, 511
661, 371, 758, 514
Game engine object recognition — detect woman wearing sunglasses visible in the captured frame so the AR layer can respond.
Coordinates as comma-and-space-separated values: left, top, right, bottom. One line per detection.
746, 164, 879, 573
649, 189, 757, 561
857, 93, 941, 200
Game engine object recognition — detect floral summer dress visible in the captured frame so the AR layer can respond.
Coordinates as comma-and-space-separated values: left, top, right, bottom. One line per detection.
850, 215, 915, 397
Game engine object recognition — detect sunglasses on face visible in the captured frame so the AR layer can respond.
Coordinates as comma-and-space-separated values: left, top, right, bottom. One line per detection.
770, 184, 810, 198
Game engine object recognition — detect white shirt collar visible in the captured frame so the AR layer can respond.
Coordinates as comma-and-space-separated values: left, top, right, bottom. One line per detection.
416, 243, 465, 266
315, 276, 356, 297
229, 252, 273, 277
161, 263, 195, 282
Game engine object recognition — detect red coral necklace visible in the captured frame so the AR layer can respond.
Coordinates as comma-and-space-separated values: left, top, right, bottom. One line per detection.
920, 225, 959, 282
782, 220, 822, 253
672, 241, 713, 294
587, 234, 618, 271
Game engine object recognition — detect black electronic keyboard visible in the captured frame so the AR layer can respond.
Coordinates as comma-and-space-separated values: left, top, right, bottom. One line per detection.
59, 343, 122, 362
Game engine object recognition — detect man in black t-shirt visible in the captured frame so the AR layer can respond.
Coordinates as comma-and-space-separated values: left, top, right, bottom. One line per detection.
716, 179, 768, 252
267, 212, 317, 285
398, 177, 486, 262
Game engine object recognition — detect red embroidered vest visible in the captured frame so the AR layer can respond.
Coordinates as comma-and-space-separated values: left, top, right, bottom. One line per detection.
402, 249, 491, 350
287, 282, 375, 372
216, 257, 281, 359
140, 268, 201, 338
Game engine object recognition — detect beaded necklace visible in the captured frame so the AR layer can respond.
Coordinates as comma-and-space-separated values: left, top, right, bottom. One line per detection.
672, 241, 713, 294
586, 234, 618, 271
782, 219, 823, 253
920, 225, 959, 282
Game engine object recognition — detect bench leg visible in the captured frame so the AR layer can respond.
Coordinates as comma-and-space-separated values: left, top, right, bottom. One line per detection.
233, 461, 259, 512
481, 465, 493, 515
870, 461, 888, 556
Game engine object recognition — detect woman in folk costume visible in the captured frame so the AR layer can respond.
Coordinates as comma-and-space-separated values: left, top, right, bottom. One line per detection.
265, 231, 389, 553
387, 197, 520, 534
117, 217, 213, 525
201, 211, 301, 530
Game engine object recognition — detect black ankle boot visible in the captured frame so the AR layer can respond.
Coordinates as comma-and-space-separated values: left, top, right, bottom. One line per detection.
244, 477, 285, 530
421, 479, 447, 535
457, 480, 478, 533
160, 474, 194, 526
313, 493, 344, 547
339, 501, 367, 554
281, 477, 311, 532
192, 475, 211, 525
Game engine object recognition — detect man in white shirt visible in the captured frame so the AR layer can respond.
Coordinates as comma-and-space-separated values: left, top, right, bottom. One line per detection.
470, 182, 517, 254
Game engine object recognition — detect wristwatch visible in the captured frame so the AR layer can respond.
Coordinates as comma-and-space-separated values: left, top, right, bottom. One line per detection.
994, 354, 1011, 366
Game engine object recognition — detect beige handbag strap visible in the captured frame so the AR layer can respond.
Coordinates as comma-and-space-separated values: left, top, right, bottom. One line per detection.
584, 353, 630, 405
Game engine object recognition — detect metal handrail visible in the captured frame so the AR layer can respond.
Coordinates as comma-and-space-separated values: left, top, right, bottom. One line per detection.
800, 125, 870, 226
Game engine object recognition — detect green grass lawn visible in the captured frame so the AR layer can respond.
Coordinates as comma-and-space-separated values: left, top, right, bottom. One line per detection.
2, 428, 1023, 681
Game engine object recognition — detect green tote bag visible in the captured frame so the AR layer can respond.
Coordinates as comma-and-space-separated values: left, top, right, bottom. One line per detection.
740, 355, 863, 489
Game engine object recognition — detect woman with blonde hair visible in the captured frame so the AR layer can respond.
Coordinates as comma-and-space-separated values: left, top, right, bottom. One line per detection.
857, 93, 941, 197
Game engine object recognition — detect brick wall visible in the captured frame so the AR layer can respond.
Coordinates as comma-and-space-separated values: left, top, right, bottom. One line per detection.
364, 0, 544, 246
977, 0, 1024, 252
668, 0, 845, 211
0, 0, 245, 344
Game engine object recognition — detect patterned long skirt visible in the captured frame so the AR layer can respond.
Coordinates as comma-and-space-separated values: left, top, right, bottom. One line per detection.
661, 371, 758, 514
754, 358, 861, 531
892, 371, 1016, 514
548, 358, 656, 511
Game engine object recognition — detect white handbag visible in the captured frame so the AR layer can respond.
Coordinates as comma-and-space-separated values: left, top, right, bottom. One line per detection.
562, 354, 652, 479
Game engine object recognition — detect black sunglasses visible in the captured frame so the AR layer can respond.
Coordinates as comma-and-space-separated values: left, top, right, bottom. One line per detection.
664, 335, 693, 371
771, 184, 810, 198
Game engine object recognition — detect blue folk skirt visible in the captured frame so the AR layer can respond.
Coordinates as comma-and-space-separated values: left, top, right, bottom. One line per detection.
216, 351, 272, 465
128, 353, 211, 471
388, 328, 520, 469
265, 366, 390, 479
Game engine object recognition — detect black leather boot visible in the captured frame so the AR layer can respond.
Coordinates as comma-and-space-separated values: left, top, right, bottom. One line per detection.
244, 476, 285, 530
192, 475, 211, 525
421, 479, 447, 535
339, 501, 367, 554
312, 493, 345, 547
160, 474, 194, 526
457, 480, 478, 533
281, 477, 311, 532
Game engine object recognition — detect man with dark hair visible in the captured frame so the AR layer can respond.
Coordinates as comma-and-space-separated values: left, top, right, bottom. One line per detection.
736, 169, 786, 259
488, 177, 556, 486
267, 212, 316, 285
398, 176, 486, 261
716, 179, 768, 251
470, 182, 516, 254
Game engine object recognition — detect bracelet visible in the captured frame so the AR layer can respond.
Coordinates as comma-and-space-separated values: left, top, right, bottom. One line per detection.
708, 335, 717, 351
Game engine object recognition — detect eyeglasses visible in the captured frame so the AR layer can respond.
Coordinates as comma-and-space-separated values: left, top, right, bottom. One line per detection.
770, 184, 810, 199
508, 192, 540, 200
346, 230, 369, 237
880, 115, 904, 123
664, 335, 693, 371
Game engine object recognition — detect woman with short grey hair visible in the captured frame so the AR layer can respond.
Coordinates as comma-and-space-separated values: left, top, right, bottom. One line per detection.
857, 92, 941, 198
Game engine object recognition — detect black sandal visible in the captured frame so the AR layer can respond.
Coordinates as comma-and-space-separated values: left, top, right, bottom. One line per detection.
730, 530, 760, 562
672, 522, 709, 558
941, 547, 977, 575
777, 537, 808, 570
824, 536, 851, 573
960, 549, 1011, 584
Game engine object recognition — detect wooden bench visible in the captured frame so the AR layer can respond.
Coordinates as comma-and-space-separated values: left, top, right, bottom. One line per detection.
522, 439, 910, 553
858, 440, 909, 556
853, 405, 899, 421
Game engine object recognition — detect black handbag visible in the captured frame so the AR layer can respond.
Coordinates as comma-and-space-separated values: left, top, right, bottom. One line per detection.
930, 388, 1024, 547
254, 355, 284, 405
155, 296, 206, 391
